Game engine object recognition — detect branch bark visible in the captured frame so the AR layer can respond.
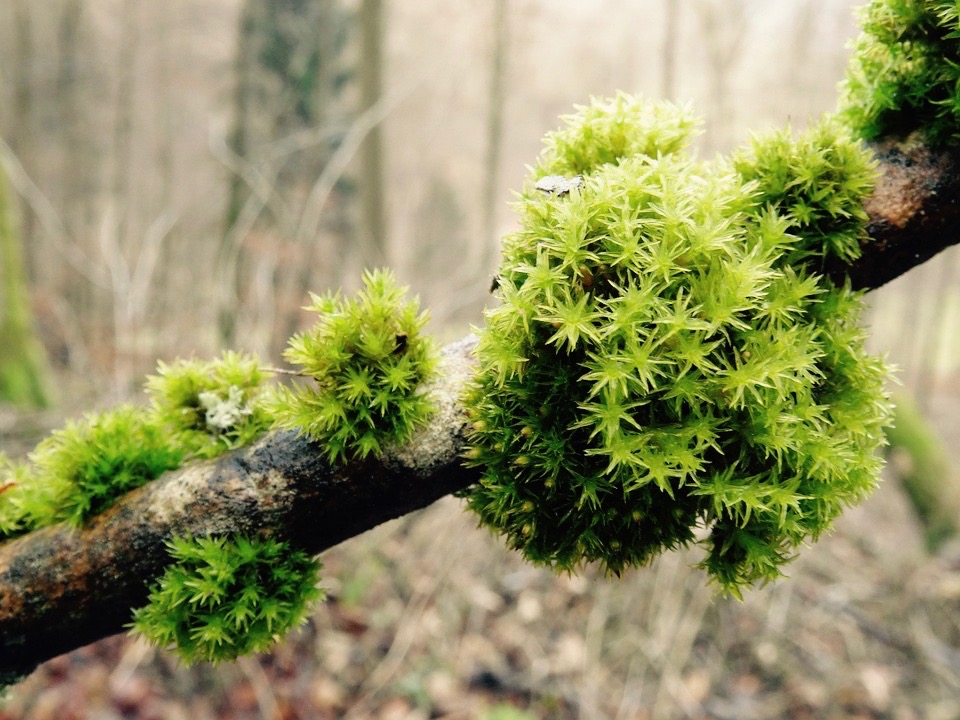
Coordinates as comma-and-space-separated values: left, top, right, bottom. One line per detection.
827, 134, 960, 290
2, 135, 960, 685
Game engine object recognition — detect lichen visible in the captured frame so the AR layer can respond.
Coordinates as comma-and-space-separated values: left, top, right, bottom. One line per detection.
146, 351, 273, 459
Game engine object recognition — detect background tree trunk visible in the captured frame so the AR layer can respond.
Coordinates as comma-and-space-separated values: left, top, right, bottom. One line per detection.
219, 0, 354, 351
357, 0, 386, 268
0, 168, 53, 409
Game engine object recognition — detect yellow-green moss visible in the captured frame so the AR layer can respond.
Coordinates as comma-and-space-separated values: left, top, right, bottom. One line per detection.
463, 95, 892, 596
271, 269, 439, 463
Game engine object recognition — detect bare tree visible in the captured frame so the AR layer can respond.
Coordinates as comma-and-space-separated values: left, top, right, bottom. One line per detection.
219, 0, 353, 350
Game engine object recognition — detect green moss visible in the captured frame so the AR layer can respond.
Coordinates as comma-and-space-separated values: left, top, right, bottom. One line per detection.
146, 351, 273, 459
25, 405, 182, 530
730, 118, 877, 267
272, 269, 439, 463
537, 91, 700, 177
886, 394, 958, 550
0, 453, 37, 538
840, 0, 960, 144
464, 95, 892, 596
131, 535, 323, 665
0, 353, 274, 544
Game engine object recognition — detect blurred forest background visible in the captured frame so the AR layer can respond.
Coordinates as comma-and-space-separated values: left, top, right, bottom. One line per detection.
2, 1, 960, 718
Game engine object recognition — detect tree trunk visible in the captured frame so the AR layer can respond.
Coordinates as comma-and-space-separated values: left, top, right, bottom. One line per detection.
0, 167, 53, 409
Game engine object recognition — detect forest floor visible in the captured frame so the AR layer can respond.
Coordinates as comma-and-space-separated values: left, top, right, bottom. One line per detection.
2, 388, 960, 720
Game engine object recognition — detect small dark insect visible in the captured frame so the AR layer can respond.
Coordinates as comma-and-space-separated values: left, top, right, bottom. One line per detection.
393, 334, 408, 354
489, 275, 501, 293
534, 174, 584, 196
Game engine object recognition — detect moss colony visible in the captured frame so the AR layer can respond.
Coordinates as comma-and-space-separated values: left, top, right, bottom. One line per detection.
135, 269, 437, 663
0, 272, 439, 664
272, 269, 438, 463
841, 0, 960, 144
0, 352, 270, 542
8, 0, 948, 668
132, 535, 323, 665
464, 94, 892, 595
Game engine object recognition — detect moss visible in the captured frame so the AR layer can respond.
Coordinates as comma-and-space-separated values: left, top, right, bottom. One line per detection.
730, 118, 878, 267
146, 351, 273, 459
22, 405, 183, 531
0, 354, 276, 544
464, 95, 892, 596
840, 0, 960, 145
131, 535, 323, 665
0, 453, 39, 539
271, 269, 439, 463
886, 394, 958, 550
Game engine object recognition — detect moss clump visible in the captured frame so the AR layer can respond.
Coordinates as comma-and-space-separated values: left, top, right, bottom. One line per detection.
131, 535, 323, 665
272, 269, 438, 463
0, 453, 40, 539
464, 95, 892, 595
730, 119, 877, 267
2, 406, 183, 534
539, 92, 700, 177
0, 354, 274, 543
841, 0, 960, 144
146, 351, 273, 459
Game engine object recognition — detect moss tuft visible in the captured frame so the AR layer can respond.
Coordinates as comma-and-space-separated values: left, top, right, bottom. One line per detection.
23, 405, 182, 530
271, 269, 439, 463
840, 0, 960, 144
464, 95, 892, 596
131, 535, 323, 665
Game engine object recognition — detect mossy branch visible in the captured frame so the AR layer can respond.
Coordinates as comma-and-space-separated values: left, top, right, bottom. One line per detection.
0, 129, 958, 679
0, 337, 479, 685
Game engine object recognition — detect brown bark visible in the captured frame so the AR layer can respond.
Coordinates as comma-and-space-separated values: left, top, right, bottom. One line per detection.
827, 134, 960, 291
2, 135, 960, 684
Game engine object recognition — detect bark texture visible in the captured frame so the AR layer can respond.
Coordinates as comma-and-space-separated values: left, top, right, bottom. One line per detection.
3, 135, 960, 684
827, 134, 960, 290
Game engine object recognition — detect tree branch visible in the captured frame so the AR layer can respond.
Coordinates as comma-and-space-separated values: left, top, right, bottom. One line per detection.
2, 135, 960, 684
827, 134, 960, 290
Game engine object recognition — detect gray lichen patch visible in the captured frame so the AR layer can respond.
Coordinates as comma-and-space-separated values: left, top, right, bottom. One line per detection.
384, 335, 478, 476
